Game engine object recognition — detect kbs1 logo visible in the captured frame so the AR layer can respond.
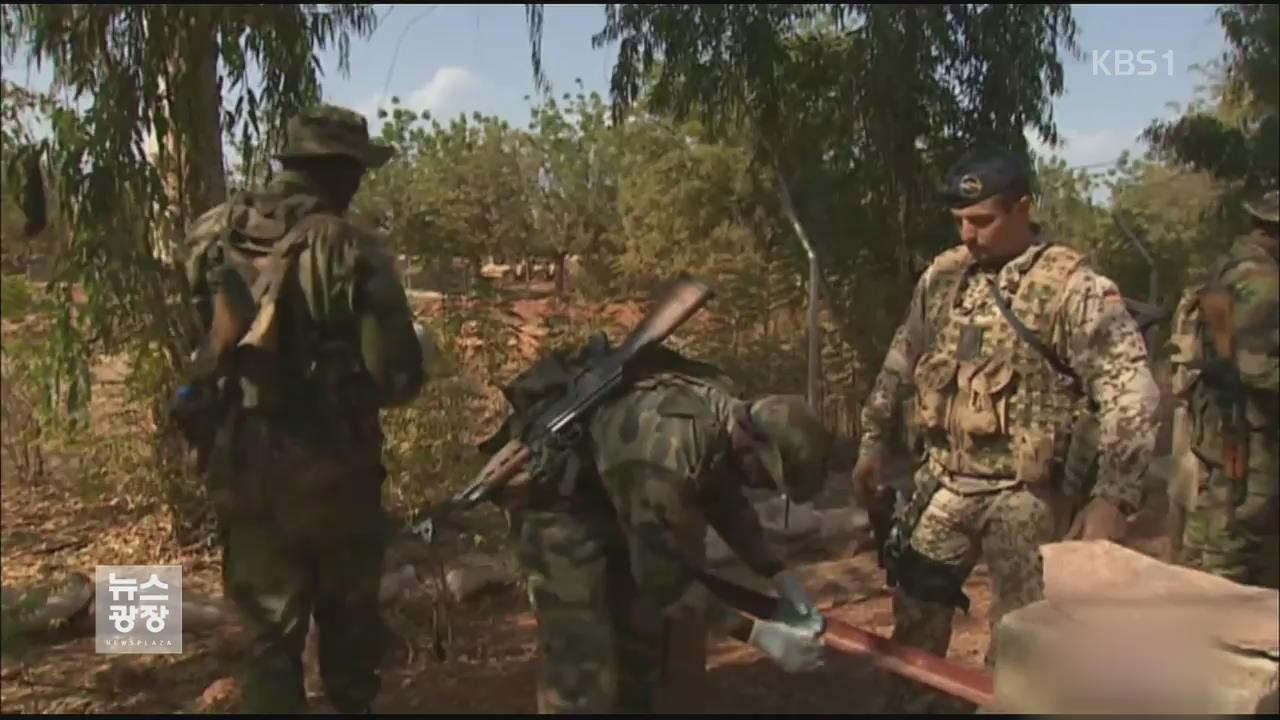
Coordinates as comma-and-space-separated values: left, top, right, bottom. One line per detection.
1091, 50, 1175, 77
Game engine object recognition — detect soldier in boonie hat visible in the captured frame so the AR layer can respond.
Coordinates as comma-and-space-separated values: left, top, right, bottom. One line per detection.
729, 394, 833, 504
275, 104, 394, 169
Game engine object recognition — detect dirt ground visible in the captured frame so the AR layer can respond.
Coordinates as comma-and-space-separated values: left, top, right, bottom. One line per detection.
0, 461, 1175, 715
0, 472, 979, 715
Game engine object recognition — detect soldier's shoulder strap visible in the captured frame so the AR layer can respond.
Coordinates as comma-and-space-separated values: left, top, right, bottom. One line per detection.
985, 242, 1094, 408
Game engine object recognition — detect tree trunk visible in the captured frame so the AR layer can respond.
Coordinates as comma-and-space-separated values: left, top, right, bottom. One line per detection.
154, 12, 226, 264
554, 251, 567, 295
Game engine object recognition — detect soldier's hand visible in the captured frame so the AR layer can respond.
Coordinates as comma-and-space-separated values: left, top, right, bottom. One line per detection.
849, 443, 886, 511
771, 569, 824, 636
748, 618, 825, 673
1065, 497, 1128, 542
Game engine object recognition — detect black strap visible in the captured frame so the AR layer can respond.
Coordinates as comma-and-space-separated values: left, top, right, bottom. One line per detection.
982, 275, 1098, 412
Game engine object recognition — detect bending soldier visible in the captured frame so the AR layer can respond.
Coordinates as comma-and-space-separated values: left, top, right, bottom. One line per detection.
498, 342, 832, 713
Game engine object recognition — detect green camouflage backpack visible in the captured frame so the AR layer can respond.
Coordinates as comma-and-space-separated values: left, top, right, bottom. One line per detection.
173, 189, 371, 458
478, 334, 736, 507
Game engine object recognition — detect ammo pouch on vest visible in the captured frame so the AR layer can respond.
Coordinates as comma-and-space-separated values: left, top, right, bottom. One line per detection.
914, 348, 1053, 484
984, 273, 1093, 490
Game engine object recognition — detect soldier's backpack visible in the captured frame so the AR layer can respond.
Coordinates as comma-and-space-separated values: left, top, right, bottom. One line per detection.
172, 190, 371, 465
183, 190, 362, 411
477, 334, 734, 508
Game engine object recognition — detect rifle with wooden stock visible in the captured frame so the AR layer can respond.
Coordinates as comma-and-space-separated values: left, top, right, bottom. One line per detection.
1197, 286, 1249, 482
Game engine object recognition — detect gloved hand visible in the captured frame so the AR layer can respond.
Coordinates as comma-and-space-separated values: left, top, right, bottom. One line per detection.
771, 570, 824, 635
748, 617, 824, 673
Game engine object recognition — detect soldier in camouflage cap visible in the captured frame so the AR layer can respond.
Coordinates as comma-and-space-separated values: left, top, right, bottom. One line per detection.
1173, 188, 1279, 587
178, 103, 424, 713
509, 346, 832, 713
850, 145, 1161, 711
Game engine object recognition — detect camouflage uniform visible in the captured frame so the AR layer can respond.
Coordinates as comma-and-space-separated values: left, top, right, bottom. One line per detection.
859, 150, 1160, 710
182, 106, 423, 713
1173, 191, 1280, 587
513, 352, 830, 713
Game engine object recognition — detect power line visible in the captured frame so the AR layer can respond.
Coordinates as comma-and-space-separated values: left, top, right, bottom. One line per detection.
378, 5, 438, 109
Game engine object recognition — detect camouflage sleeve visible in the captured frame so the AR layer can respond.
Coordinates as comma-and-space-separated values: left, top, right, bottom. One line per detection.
590, 396, 758, 639
700, 473, 785, 578
860, 267, 931, 449
181, 205, 230, 334
1056, 270, 1162, 512
296, 220, 424, 407
352, 228, 425, 407
1221, 258, 1280, 396
597, 459, 755, 639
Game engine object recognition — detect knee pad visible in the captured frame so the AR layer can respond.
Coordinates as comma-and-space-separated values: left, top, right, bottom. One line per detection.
892, 544, 971, 613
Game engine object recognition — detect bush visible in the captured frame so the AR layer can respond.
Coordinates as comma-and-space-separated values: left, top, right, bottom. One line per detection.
0, 273, 35, 321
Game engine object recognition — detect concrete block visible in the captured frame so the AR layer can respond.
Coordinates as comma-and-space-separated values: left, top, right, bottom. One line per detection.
990, 541, 1279, 714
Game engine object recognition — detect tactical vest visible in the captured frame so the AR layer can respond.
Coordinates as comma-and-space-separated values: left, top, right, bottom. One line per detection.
912, 242, 1089, 482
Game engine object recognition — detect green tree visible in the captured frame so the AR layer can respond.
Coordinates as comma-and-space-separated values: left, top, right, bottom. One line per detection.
525, 85, 622, 294
1, 5, 377, 534
1142, 4, 1278, 194
524, 3, 1080, 407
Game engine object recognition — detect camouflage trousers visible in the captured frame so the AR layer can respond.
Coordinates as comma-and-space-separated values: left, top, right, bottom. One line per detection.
881, 465, 1069, 713
514, 504, 705, 714
210, 416, 390, 714
1179, 447, 1280, 589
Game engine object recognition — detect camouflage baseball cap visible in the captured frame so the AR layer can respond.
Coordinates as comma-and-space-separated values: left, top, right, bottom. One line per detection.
275, 104, 394, 169
1243, 190, 1279, 223
734, 394, 833, 503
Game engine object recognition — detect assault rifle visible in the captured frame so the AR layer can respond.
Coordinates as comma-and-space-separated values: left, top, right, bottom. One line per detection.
1197, 286, 1249, 481
413, 276, 714, 540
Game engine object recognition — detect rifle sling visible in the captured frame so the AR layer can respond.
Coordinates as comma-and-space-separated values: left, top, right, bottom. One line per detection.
982, 274, 1098, 413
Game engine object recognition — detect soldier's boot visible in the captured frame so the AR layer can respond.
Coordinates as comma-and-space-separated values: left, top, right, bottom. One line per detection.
240, 650, 308, 714
874, 589, 957, 713
314, 545, 386, 715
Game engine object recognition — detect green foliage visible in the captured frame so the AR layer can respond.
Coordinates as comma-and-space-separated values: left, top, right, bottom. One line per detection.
1, 5, 378, 539
1143, 4, 1278, 193
523, 3, 1082, 405
0, 274, 36, 320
